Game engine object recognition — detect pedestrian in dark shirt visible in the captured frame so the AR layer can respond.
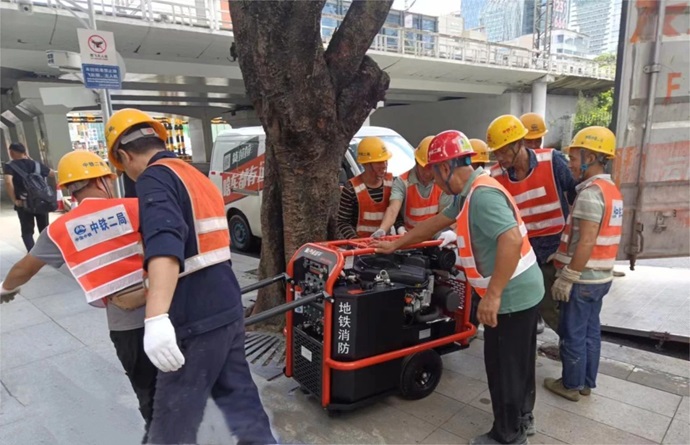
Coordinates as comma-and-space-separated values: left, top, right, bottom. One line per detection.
3, 143, 55, 251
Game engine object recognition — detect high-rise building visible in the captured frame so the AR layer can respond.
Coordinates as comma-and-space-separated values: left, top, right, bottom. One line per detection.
480, 0, 536, 42
569, 0, 622, 55
460, 0, 488, 30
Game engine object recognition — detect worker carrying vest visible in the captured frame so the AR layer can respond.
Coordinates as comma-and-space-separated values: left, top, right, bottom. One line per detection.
370, 136, 452, 238
469, 139, 493, 169
0, 150, 158, 442
521, 112, 548, 150
544, 126, 623, 402
373, 129, 544, 445
106, 108, 274, 444
337, 136, 395, 238
486, 114, 577, 338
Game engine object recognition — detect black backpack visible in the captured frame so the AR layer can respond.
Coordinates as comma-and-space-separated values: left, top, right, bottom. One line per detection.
9, 161, 58, 214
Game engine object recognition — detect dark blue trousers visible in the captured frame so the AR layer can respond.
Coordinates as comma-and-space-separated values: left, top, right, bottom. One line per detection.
147, 318, 276, 444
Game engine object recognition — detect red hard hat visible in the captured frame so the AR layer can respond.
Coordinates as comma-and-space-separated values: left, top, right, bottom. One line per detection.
427, 130, 476, 165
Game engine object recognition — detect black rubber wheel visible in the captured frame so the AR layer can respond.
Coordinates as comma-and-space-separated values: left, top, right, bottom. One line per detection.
399, 349, 443, 400
228, 213, 255, 252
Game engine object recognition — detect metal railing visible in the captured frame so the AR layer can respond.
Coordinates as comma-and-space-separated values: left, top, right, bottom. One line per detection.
6, 0, 615, 80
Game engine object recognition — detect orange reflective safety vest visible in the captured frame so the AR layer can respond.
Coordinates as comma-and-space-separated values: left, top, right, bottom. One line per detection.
554, 177, 623, 270
455, 173, 538, 297
150, 158, 231, 276
47, 198, 143, 307
400, 169, 443, 230
350, 172, 393, 237
490, 148, 566, 238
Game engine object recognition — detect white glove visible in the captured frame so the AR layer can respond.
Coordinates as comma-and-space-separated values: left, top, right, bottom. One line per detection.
0, 281, 20, 304
371, 229, 386, 239
552, 266, 582, 303
437, 230, 457, 248
397, 226, 408, 235
144, 314, 185, 372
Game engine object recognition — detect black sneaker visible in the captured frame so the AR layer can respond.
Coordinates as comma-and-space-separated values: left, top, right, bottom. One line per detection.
536, 316, 545, 334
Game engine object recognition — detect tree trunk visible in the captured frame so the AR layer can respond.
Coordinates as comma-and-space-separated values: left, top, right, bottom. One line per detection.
230, 0, 393, 325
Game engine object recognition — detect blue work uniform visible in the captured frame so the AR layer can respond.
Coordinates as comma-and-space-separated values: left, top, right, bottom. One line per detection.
137, 150, 275, 444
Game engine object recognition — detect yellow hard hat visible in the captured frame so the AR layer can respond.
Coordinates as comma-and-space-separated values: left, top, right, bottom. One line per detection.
357, 137, 392, 164
414, 136, 435, 167
469, 139, 491, 163
520, 113, 548, 139
57, 150, 115, 188
568, 126, 616, 158
486, 115, 529, 151
105, 108, 167, 170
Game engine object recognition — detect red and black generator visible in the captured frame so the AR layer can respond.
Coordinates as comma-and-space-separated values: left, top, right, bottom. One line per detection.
245, 237, 476, 415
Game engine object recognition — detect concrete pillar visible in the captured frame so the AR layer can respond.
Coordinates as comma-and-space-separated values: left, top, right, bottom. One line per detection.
363, 101, 385, 127
0, 127, 9, 165
12, 110, 43, 161
0, 117, 20, 145
531, 81, 548, 119
38, 111, 72, 168
188, 116, 214, 163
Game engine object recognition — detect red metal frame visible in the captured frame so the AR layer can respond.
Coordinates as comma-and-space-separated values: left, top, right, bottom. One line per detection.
284, 236, 477, 408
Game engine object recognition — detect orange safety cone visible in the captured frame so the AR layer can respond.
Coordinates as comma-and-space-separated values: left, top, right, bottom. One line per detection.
56, 187, 65, 212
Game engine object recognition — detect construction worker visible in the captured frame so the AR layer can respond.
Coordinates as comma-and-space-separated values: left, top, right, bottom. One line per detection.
487, 114, 577, 340
374, 130, 543, 445
105, 108, 275, 445
338, 137, 398, 238
0, 150, 157, 441
371, 136, 452, 238
544, 127, 623, 401
520, 112, 548, 150
470, 139, 493, 169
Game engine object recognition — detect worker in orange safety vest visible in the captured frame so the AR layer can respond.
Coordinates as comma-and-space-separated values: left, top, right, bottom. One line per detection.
544, 126, 623, 402
106, 108, 274, 444
486, 114, 577, 340
520, 112, 548, 150
373, 130, 544, 444
337, 136, 396, 238
371, 136, 452, 238
469, 139, 493, 169
0, 150, 157, 442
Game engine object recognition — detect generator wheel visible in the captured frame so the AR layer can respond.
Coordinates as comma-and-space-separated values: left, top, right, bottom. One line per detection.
399, 349, 442, 400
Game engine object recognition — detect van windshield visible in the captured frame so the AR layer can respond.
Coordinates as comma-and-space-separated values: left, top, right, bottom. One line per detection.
348, 135, 415, 177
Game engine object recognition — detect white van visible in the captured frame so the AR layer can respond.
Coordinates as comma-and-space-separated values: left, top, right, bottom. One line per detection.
208, 126, 415, 251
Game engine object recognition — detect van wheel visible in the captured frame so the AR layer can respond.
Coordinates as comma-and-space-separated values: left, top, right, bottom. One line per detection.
229, 213, 255, 252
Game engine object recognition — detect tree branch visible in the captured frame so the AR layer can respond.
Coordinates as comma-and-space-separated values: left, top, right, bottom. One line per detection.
337, 55, 390, 137
324, 0, 393, 92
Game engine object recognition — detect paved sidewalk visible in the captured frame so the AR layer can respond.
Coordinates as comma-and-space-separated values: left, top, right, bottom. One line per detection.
0, 209, 688, 444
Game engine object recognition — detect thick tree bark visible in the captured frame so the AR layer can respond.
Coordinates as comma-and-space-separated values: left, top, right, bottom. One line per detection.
230, 0, 393, 326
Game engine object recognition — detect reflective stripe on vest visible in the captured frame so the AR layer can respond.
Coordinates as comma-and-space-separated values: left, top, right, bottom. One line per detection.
151, 158, 231, 276
47, 198, 143, 307
490, 148, 566, 238
554, 178, 623, 270
350, 172, 393, 237
403, 169, 443, 230
454, 174, 537, 297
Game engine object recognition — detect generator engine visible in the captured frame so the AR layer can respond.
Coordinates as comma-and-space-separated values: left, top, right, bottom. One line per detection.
282, 238, 475, 414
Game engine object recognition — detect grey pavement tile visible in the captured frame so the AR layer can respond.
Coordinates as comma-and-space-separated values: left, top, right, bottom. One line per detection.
420, 428, 469, 444
530, 432, 567, 444
598, 356, 635, 380
436, 369, 488, 404
662, 417, 690, 445
54, 309, 111, 346
18, 273, 81, 300
0, 299, 50, 333
1, 348, 145, 444
533, 402, 655, 444
676, 396, 689, 422
535, 375, 672, 442
467, 389, 493, 414
443, 350, 488, 383
384, 391, 465, 427
0, 420, 57, 445
462, 338, 485, 360
0, 386, 27, 427
628, 367, 690, 397
600, 342, 690, 379
0, 321, 84, 371
440, 404, 494, 441
89, 338, 126, 370
30, 289, 94, 320
592, 373, 683, 418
